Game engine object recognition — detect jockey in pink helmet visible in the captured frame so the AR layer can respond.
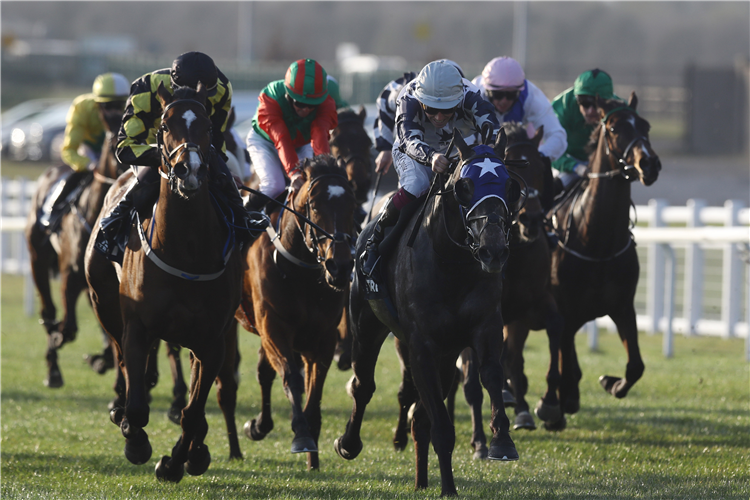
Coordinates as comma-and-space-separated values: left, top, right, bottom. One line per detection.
472, 56, 567, 165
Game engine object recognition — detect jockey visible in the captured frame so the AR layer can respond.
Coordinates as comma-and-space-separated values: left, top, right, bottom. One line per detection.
551, 68, 622, 192
472, 56, 567, 164
95, 51, 267, 257
360, 59, 500, 276
244, 58, 338, 210
39, 73, 130, 230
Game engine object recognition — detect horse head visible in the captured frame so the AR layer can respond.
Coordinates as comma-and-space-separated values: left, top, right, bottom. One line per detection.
448, 129, 521, 273
329, 107, 372, 205
155, 81, 212, 199
595, 93, 661, 186
96, 103, 129, 180
293, 155, 357, 290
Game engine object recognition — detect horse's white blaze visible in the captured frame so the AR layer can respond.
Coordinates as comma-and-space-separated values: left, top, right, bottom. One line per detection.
328, 185, 345, 199
182, 109, 197, 130
188, 151, 202, 170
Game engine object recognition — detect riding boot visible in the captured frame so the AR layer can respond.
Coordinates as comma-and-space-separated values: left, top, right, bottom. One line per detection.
244, 191, 269, 213
97, 176, 159, 257
360, 196, 401, 276
39, 170, 92, 231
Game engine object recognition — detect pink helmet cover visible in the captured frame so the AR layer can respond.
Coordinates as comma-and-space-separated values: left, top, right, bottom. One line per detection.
482, 56, 526, 91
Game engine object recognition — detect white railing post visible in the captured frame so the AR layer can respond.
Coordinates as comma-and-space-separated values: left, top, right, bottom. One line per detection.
722, 200, 743, 338
587, 320, 599, 351
683, 199, 705, 335
662, 243, 676, 358
646, 199, 667, 334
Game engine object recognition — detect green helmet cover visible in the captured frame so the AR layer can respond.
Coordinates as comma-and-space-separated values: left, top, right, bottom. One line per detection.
573, 69, 613, 99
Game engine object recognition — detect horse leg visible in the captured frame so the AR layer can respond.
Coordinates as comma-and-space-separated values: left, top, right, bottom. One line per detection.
410, 401, 431, 491
408, 349, 457, 496
334, 302, 353, 371
537, 301, 564, 430
460, 348, 488, 458
166, 342, 187, 425
215, 321, 243, 460
505, 322, 536, 431
155, 343, 224, 483
474, 334, 518, 463
244, 344, 275, 441
57, 264, 86, 347
333, 310, 390, 461
119, 325, 153, 466
601, 306, 645, 398
393, 337, 418, 451
302, 329, 337, 470
558, 317, 585, 419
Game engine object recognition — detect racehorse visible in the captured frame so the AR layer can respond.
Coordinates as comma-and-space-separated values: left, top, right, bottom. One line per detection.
550, 92, 661, 427
85, 82, 244, 481
235, 154, 357, 471
335, 129, 521, 496
328, 106, 373, 371
25, 105, 128, 388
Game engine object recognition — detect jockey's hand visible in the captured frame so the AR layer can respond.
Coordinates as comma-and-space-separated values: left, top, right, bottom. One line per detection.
290, 171, 305, 193
574, 164, 589, 177
375, 150, 392, 175
431, 153, 450, 174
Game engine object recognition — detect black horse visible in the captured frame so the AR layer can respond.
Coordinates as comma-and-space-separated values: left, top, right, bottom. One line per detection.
335, 129, 521, 496
550, 93, 661, 426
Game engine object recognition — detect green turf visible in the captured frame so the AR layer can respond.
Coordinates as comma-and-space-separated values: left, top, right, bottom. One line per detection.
1, 273, 748, 499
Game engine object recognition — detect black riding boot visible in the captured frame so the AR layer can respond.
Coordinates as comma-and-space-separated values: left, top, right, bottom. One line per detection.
360, 196, 401, 276
39, 170, 92, 230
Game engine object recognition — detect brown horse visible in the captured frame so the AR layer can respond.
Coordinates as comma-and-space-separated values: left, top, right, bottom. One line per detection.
328, 106, 374, 372
335, 129, 520, 496
235, 154, 357, 471
85, 82, 243, 481
25, 105, 128, 388
550, 93, 661, 427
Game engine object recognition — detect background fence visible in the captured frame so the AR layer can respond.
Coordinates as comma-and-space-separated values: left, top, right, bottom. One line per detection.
2, 177, 748, 360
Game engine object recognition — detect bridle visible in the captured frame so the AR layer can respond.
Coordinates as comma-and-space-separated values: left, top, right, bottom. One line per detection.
588, 107, 648, 182
156, 99, 211, 192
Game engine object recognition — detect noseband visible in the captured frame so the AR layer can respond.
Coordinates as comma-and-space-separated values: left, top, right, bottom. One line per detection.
589, 107, 649, 181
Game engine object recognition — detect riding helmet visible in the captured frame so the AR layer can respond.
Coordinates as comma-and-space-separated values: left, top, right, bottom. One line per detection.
284, 59, 329, 106
414, 60, 464, 110
92, 73, 130, 103
171, 51, 219, 96
482, 56, 526, 91
574, 69, 614, 99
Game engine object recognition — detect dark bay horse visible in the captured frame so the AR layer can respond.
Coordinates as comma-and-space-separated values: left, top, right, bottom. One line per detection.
235, 154, 357, 471
550, 93, 661, 427
85, 82, 243, 481
335, 129, 520, 496
328, 106, 373, 371
25, 105, 128, 388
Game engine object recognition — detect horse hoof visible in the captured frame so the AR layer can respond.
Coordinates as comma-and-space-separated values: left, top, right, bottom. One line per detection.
291, 436, 317, 454
534, 400, 562, 423
185, 444, 211, 476
543, 414, 567, 432
472, 444, 489, 460
244, 419, 271, 441
110, 407, 125, 426
333, 436, 361, 461
49, 332, 65, 349
513, 411, 537, 431
599, 375, 631, 398
85, 353, 114, 375
562, 397, 580, 415
167, 404, 182, 425
155, 456, 184, 483
393, 432, 408, 452
502, 389, 516, 408
488, 437, 519, 461
124, 429, 152, 465
43, 369, 63, 388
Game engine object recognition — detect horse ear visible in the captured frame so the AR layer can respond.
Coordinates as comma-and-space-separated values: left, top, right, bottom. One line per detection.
358, 105, 366, 122
195, 81, 207, 104
480, 122, 493, 145
156, 81, 172, 108
453, 129, 473, 162
454, 178, 474, 207
532, 125, 544, 148
506, 177, 522, 206
628, 91, 638, 111
494, 128, 507, 160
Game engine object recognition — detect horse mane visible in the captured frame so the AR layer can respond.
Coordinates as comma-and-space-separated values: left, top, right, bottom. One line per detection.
584, 97, 630, 155
502, 122, 529, 145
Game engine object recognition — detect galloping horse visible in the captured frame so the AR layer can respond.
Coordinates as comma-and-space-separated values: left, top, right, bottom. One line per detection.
25, 105, 128, 388
335, 129, 520, 496
85, 82, 243, 481
235, 154, 357, 471
550, 93, 661, 426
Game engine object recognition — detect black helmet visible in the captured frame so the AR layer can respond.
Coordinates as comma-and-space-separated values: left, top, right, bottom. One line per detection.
170, 51, 218, 96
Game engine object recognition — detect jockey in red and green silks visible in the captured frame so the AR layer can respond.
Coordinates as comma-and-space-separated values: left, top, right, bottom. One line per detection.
551, 68, 622, 189
245, 59, 339, 209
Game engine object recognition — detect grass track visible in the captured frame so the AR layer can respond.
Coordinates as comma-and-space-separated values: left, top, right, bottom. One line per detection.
1, 273, 748, 499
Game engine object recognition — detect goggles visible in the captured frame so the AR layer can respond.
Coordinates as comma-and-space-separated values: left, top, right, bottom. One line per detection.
576, 95, 596, 109
487, 90, 520, 101
286, 94, 319, 110
422, 103, 456, 116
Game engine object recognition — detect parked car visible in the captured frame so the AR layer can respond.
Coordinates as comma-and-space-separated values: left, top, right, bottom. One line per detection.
6, 100, 72, 162
1, 98, 70, 159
